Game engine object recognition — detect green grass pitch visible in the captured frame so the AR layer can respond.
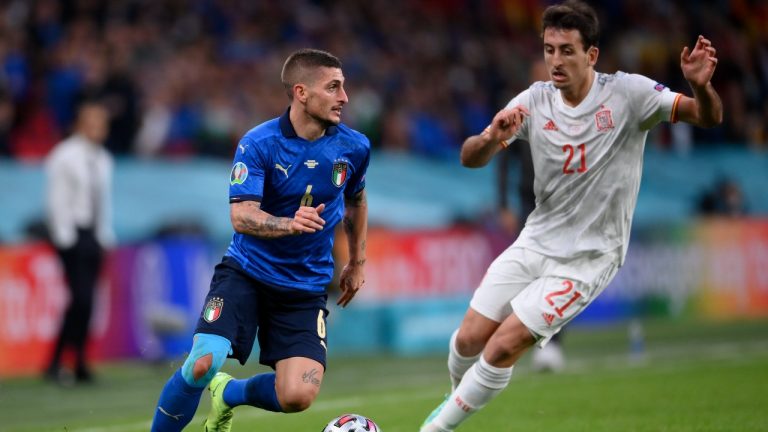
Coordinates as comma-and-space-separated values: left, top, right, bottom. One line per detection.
1, 318, 767, 431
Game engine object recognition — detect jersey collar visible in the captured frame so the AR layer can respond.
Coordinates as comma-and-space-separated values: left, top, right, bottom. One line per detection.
279, 107, 339, 138
555, 71, 599, 115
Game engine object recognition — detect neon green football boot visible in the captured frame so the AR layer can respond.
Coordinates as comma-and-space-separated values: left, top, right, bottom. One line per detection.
204, 372, 235, 431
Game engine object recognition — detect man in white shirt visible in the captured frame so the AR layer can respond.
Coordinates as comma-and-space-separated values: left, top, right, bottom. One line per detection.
421, 1, 722, 430
44, 100, 114, 384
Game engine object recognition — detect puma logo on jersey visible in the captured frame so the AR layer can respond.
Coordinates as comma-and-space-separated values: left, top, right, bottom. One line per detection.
275, 163, 291, 177
239, 143, 248, 154
543, 120, 559, 131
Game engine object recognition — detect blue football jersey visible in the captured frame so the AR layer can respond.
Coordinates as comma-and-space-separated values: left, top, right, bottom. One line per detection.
225, 109, 370, 292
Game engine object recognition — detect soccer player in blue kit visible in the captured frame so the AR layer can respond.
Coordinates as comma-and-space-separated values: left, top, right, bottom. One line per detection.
151, 48, 370, 431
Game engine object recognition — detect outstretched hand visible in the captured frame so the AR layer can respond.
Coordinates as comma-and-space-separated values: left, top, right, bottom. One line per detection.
681, 35, 718, 89
291, 203, 326, 234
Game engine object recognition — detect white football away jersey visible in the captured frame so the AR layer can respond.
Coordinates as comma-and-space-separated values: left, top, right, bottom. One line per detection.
505, 71, 681, 265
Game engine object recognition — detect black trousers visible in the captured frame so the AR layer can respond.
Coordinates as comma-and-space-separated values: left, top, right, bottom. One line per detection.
48, 228, 104, 371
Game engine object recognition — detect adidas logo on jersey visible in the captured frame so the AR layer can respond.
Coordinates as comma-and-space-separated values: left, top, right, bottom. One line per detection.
543, 120, 559, 131
542, 312, 555, 326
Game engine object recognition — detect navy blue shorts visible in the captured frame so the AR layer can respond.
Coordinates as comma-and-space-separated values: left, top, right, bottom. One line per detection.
195, 257, 329, 369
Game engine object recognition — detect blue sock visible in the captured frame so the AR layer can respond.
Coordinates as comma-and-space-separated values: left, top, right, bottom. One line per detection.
151, 370, 205, 431
222, 372, 283, 412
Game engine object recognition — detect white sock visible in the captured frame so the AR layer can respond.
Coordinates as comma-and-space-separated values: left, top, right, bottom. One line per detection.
447, 329, 480, 392
433, 356, 513, 431
420, 422, 450, 432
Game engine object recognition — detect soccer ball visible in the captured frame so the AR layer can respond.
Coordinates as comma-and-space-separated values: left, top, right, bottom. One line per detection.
321, 413, 381, 432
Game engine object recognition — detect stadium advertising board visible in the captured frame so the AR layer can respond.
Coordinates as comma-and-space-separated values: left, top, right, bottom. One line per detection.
1, 221, 767, 373
360, 227, 504, 300
0, 239, 211, 377
360, 222, 768, 322
0, 244, 71, 375
595, 219, 768, 320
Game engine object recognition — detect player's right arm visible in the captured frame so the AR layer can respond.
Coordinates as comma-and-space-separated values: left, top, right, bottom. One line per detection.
676, 35, 723, 128
460, 105, 530, 168
230, 200, 325, 238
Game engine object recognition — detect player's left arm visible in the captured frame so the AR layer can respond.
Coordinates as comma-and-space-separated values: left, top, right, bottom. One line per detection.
337, 189, 368, 307
676, 35, 723, 127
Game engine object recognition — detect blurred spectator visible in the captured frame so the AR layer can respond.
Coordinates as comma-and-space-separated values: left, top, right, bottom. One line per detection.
0, 88, 14, 155
0, 0, 765, 161
44, 100, 114, 385
697, 177, 749, 217
77, 44, 141, 155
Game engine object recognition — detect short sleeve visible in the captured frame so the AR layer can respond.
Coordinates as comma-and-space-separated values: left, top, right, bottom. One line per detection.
344, 141, 370, 198
229, 137, 267, 203
502, 88, 532, 146
621, 73, 682, 131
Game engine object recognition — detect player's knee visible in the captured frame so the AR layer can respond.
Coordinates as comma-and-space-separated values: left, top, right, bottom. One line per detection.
455, 328, 486, 356
277, 379, 320, 413
180, 333, 232, 388
485, 325, 535, 365
455, 310, 499, 356
192, 354, 213, 381
454, 331, 477, 356
278, 388, 317, 413
181, 355, 216, 388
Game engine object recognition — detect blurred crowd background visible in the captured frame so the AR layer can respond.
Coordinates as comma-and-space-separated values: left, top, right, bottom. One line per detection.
1, 0, 767, 163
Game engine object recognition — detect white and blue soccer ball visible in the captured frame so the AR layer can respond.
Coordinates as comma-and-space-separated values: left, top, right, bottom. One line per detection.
322, 413, 381, 432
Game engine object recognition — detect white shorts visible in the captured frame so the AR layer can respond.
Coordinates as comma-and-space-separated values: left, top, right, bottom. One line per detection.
470, 246, 619, 346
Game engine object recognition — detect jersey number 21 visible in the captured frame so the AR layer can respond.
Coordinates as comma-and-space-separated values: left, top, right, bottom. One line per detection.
562, 143, 587, 174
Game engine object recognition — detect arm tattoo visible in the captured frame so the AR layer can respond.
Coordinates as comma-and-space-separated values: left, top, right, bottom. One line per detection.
344, 190, 367, 208
239, 214, 289, 237
232, 201, 291, 238
302, 368, 321, 387
263, 215, 285, 231
343, 216, 354, 234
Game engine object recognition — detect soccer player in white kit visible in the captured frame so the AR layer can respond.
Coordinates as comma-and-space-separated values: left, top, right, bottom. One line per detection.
420, 1, 723, 431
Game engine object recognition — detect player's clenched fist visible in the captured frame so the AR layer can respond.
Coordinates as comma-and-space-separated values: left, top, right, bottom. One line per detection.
291, 203, 326, 234
486, 105, 530, 142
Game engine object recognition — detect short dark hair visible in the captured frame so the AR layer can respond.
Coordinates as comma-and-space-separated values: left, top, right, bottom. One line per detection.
281, 48, 342, 99
542, 0, 600, 50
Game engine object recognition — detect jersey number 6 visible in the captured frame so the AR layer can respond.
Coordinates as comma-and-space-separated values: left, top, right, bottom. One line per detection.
301, 185, 314, 206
